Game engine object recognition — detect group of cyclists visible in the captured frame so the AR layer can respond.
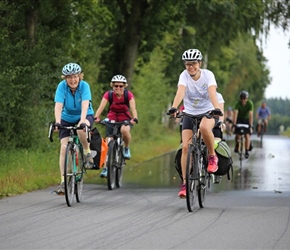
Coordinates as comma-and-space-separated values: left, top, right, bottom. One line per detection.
53, 63, 138, 194
53, 48, 271, 199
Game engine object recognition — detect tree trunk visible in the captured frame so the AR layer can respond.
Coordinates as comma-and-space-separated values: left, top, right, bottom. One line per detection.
121, 0, 146, 89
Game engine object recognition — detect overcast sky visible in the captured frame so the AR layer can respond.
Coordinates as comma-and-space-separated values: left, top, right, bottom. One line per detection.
263, 27, 290, 99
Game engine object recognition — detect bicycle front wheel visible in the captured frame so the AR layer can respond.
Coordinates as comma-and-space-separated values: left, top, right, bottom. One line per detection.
197, 154, 208, 208
116, 145, 124, 188
186, 144, 196, 212
75, 145, 84, 203
107, 140, 117, 190
64, 143, 75, 207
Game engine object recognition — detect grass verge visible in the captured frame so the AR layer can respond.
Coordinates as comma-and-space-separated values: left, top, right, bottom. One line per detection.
0, 129, 180, 198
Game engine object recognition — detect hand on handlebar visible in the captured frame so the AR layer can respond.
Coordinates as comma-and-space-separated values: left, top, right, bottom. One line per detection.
167, 107, 177, 116
94, 117, 101, 123
210, 108, 223, 116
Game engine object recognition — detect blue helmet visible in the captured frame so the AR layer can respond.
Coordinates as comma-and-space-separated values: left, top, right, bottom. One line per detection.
62, 63, 82, 76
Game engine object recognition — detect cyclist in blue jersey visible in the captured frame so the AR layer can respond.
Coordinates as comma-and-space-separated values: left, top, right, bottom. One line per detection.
53, 63, 95, 194
256, 102, 271, 136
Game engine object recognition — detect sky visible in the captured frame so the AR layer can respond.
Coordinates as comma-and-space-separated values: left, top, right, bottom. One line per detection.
263, 27, 290, 99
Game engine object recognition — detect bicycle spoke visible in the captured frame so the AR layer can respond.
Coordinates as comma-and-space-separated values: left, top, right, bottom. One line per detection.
75, 145, 84, 203
186, 144, 195, 212
64, 144, 75, 207
116, 144, 124, 188
107, 141, 117, 190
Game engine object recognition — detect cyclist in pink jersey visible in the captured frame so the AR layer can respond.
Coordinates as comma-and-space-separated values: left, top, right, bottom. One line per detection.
94, 75, 138, 177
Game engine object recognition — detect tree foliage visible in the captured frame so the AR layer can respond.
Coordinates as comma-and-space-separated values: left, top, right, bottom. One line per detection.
0, 0, 289, 149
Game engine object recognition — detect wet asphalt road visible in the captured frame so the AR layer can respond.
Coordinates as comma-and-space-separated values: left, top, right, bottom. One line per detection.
0, 135, 290, 249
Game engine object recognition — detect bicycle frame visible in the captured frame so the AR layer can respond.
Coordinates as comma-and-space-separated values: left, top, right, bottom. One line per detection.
235, 123, 249, 170
100, 120, 129, 190
48, 123, 90, 207
183, 112, 212, 212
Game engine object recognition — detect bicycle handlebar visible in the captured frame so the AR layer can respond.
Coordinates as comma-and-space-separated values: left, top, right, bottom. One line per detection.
48, 122, 91, 143
167, 110, 223, 120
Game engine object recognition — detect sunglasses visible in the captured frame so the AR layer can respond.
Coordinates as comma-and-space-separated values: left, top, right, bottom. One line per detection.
114, 85, 124, 88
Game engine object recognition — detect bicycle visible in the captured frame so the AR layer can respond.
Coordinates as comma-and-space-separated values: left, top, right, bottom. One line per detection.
182, 112, 223, 212
99, 119, 129, 190
48, 123, 91, 207
234, 123, 249, 170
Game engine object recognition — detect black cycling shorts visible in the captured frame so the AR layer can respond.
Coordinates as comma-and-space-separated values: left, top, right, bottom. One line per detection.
59, 115, 95, 140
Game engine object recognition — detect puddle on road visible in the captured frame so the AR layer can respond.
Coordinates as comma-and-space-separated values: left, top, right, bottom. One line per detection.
123, 136, 290, 193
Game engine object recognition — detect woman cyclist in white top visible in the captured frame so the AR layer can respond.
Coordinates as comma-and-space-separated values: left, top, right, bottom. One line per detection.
168, 49, 222, 198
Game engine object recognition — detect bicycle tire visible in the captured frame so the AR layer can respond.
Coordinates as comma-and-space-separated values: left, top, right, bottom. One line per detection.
116, 144, 124, 188
75, 145, 84, 203
198, 147, 208, 208
64, 143, 75, 207
239, 137, 243, 169
107, 140, 117, 190
186, 144, 196, 212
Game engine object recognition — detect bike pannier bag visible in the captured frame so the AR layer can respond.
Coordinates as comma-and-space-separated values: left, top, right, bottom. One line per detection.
90, 128, 108, 169
214, 139, 233, 180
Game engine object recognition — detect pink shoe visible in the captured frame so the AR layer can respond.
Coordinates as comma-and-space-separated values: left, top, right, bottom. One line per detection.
207, 155, 218, 173
178, 184, 186, 198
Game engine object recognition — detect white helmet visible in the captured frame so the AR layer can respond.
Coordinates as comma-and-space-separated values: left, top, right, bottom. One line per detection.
111, 74, 127, 83
182, 49, 203, 61
62, 63, 82, 76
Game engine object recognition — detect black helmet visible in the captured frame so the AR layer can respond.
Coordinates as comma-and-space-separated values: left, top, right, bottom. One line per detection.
240, 90, 249, 99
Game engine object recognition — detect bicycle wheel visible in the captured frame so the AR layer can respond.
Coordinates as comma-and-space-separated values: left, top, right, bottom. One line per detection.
75, 145, 84, 203
116, 144, 124, 188
260, 123, 264, 147
186, 144, 196, 212
239, 137, 243, 169
64, 143, 75, 207
198, 149, 208, 208
107, 140, 117, 190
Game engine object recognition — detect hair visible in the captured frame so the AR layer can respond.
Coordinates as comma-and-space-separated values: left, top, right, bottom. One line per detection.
61, 72, 84, 80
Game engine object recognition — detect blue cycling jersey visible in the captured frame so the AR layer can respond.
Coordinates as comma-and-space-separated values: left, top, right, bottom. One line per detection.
54, 80, 94, 123
257, 107, 271, 119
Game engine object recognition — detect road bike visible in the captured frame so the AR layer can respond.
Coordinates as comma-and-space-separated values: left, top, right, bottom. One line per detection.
48, 123, 90, 207
183, 111, 222, 212
99, 119, 129, 190
234, 123, 249, 170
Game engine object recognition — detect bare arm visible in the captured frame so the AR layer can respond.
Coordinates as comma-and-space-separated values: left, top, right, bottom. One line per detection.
208, 85, 219, 109
94, 98, 108, 118
54, 102, 63, 123
233, 110, 238, 125
129, 98, 138, 119
249, 110, 253, 126
80, 100, 90, 124
172, 85, 186, 108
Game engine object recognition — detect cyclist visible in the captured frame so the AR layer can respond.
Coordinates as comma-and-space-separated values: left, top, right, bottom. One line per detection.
232, 90, 254, 159
53, 63, 95, 194
168, 48, 222, 198
94, 74, 138, 178
256, 102, 271, 136
225, 106, 234, 136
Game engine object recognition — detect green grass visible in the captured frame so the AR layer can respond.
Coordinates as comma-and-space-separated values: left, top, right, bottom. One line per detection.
0, 129, 180, 198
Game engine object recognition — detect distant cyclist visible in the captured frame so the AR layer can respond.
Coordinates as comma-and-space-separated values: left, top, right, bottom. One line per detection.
256, 102, 271, 136
232, 91, 254, 159
94, 74, 138, 178
225, 106, 234, 136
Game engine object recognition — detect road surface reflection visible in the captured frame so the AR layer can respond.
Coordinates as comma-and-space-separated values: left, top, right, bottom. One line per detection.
123, 135, 290, 193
